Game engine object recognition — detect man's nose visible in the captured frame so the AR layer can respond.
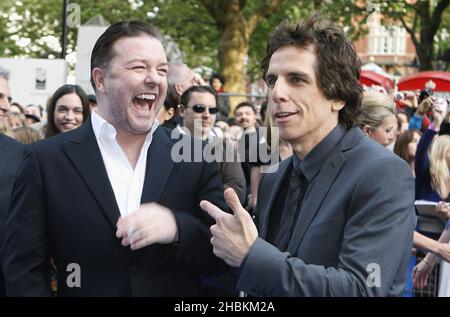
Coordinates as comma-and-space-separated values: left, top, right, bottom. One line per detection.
144, 69, 162, 86
271, 79, 288, 104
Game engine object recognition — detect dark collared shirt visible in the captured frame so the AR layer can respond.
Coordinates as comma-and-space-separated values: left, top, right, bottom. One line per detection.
293, 123, 347, 182
267, 124, 347, 248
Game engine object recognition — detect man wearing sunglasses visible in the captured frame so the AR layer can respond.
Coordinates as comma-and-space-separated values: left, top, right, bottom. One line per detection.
179, 85, 220, 140
179, 85, 246, 204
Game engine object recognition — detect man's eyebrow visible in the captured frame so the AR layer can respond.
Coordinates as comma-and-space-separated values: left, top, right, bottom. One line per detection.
125, 60, 169, 68
264, 73, 277, 81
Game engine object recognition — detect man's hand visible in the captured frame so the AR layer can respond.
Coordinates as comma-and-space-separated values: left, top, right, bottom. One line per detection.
404, 93, 418, 109
116, 202, 178, 250
416, 97, 432, 116
200, 188, 258, 268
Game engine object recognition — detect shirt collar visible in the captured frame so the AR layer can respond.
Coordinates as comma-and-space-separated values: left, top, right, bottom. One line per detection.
91, 110, 159, 144
293, 124, 346, 182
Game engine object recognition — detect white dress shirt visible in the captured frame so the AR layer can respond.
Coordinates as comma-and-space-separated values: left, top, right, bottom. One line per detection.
91, 110, 159, 217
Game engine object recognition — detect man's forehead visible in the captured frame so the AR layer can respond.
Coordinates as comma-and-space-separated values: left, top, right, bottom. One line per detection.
189, 91, 215, 102
268, 44, 315, 67
111, 35, 166, 59
236, 106, 254, 114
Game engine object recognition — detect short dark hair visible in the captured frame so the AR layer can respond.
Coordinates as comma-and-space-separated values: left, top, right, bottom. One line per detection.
90, 20, 162, 91
234, 101, 256, 115
45, 84, 90, 138
209, 72, 225, 86
164, 83, 180, 111
180, 85, 217, 108
262, 14, 362, 128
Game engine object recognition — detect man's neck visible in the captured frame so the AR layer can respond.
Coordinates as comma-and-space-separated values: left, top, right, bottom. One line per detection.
95, 107, 148, 169
116, 130, 147, 169
244, 126, 256, 133
291, 122, 338, 160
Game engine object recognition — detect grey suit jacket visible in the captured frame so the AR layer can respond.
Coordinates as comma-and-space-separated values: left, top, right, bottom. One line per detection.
236, 127, 416, 296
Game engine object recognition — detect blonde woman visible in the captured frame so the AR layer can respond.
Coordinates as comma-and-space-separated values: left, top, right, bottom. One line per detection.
357, 91, 397, 148
413, 99, 450, 296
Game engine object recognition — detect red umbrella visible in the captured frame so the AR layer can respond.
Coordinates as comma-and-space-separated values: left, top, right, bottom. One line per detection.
360, 70, 394, 91
398, 71, 450, 92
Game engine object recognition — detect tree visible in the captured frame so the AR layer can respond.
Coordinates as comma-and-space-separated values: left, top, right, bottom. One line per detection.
0, 0, 372, 103
0, 0, 155, 58
198, 0, 287, 105
377, 0, 450, 70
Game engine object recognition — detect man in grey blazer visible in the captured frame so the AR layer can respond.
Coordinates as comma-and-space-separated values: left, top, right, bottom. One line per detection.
200, 15, 416, 296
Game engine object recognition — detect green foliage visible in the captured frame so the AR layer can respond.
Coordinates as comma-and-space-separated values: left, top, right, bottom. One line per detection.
3, 0, 447, 78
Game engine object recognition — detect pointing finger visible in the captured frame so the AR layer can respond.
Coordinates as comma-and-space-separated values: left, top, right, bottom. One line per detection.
224, 188, 249, 220
200, 200, 226, 221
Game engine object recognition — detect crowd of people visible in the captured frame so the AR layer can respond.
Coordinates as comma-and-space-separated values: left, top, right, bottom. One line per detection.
0, 14, 449, 297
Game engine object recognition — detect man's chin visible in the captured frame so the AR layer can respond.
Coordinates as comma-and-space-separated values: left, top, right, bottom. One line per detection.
128, 115, 156, 132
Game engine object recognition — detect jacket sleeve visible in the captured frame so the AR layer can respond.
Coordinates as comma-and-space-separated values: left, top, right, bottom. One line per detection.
414, 128, 436, 198
3, 145, 52, 296
163, 159, 229, 276
236, 157, 416, 296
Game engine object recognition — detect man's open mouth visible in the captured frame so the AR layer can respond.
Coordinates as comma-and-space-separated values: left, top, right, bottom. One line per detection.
133, 93, 157, 114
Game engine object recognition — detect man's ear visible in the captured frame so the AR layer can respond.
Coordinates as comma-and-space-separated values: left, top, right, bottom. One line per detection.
92, 68, 106, 93
174, 83, 183, 96
165, 108, 175, 121
362, 125, 371, 136
331, 100, 345, 111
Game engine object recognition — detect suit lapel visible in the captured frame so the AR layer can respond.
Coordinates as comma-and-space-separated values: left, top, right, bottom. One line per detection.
286, 127, 363, 253
63, 120, 121, 230
286, 152, 345, 253
141, 127, 175, 203
258, 158, 292, 238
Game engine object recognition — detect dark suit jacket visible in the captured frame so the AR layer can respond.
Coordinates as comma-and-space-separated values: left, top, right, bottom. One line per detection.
236, 127, 416, 296
0, 134, 24, 296
4, 120, 226, 296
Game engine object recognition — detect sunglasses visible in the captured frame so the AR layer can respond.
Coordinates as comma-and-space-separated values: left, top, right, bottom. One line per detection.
189, 104, 219, 114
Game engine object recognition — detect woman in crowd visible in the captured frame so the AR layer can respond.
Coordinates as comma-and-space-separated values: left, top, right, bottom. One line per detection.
9, 102, 24, 115
357, 91, 397, 149
394, 129, 422, 176
7, 111, 26, 130
412, 97, 450, 296
45, 84, 89, 138
396, 111, 409, 136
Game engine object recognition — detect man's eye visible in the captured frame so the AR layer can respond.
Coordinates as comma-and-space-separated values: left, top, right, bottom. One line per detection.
291, 76, 305, 84
158, 68, 168, 76
266, 78, 276, 88
133, 66, 145, 70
